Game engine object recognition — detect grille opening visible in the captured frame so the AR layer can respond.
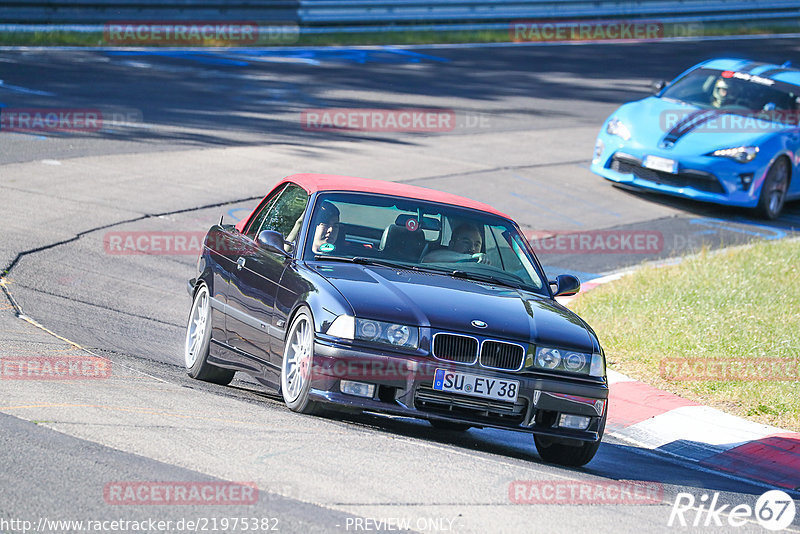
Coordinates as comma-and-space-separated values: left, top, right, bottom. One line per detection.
535, 409, 558, 429
611, 155, 725, 194
378, 385, 398, 403
414, 385, 527, 426
433, 333, 478, 363
480, 341, 524, 370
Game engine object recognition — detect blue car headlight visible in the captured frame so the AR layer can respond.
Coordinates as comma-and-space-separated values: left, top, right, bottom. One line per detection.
709, 146, 759, 163
533, 347, 605, 377
606, 118, 631, 141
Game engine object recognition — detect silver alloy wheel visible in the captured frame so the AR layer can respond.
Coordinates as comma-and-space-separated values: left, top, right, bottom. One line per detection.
185, 285, 209, 369
282, 313, 313, 403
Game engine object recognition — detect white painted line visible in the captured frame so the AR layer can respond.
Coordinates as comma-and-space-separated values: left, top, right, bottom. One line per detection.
0, 79, 55, 96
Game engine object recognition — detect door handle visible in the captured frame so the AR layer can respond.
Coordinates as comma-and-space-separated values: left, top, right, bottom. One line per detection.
236, 257, 246, 270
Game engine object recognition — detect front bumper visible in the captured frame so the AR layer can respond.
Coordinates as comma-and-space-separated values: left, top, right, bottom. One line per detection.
591, 134, 767, 208
309, 338, 608, 443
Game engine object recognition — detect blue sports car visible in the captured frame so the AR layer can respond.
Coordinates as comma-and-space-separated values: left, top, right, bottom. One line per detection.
591, 58, 800, 219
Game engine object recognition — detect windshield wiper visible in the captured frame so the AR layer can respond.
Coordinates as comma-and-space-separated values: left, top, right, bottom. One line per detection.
449, 270, 524, 290
313, 255, 425, 271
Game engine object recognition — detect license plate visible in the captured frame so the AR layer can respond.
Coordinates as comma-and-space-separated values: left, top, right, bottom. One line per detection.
642, 155, 677, 174
433, 369, 519, 402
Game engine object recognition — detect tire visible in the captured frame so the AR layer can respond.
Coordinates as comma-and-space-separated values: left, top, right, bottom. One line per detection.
534, 415, 605, 467
757, 158, 790, 220
185, 284, 235, 385
281, 308, 320, 415
534, 435, 601, 467
429, 420, 472, 432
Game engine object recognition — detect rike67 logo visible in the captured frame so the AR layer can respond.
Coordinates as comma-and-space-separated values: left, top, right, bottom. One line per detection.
668, 490, 796, 530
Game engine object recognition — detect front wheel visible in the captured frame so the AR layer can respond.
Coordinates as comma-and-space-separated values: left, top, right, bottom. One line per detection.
281, 308, 320, 415
757, 158, 789, 219
185, 284, 234, 385
534, 435, 601, 467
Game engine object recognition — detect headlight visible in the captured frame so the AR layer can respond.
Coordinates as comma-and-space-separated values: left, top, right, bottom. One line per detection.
709, 146, 759, 163
534, 347, 605, 377
326, 315, 354, 339
535, 347, 562, 369
355, 318, 418, 349
593, 139, 605, 164
606, 118, 631, 141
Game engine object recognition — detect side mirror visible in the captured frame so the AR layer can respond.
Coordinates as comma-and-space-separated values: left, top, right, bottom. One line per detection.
257, 230, 290, 255
550, 274, 580, 297
652, 79, 667, 93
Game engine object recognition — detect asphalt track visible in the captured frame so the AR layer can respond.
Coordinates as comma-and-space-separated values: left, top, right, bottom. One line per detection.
1, 38, 799, 533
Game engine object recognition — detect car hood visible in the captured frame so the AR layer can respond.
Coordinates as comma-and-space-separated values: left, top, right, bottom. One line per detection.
312, 263, 595, 351
614, 96, 771, 153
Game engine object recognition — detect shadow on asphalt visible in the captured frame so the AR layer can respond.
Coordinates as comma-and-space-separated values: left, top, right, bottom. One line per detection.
4, 39, 800, 149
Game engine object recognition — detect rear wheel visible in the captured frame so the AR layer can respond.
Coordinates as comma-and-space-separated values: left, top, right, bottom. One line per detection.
185, 284, 235, 385
757, 158, 789, 219
281, 308, 321, 415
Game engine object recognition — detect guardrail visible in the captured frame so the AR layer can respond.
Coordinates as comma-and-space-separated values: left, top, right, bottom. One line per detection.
2, 0, 800, 32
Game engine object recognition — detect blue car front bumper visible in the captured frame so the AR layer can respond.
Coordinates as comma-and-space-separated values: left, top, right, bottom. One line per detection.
590, 133, 768, 208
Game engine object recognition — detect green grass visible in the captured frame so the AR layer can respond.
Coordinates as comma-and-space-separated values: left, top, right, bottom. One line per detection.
571, 239, 800, 432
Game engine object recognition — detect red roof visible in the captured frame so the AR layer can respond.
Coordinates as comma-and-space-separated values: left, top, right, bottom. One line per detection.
235, 173, 511, 233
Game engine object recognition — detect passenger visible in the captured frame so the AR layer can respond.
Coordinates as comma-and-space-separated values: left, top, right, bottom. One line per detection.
422, 223, 490, 264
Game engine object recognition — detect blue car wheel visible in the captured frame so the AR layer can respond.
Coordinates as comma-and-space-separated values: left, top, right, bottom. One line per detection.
758, 157, 790, 219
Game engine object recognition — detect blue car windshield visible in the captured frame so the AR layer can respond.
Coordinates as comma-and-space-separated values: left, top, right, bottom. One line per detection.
301, 192, 547, 295
661, 68, 800, 122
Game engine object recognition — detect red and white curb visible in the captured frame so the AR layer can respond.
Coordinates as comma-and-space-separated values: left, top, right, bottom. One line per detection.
558, 270, 800, 491
606, 369, 800, 491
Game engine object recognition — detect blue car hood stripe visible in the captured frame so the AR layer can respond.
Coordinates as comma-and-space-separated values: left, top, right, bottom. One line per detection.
662, 108, 720, 146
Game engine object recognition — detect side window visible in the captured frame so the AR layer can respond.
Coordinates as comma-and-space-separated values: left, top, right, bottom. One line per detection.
256, 184, 309, 238
245, 184, 287, 239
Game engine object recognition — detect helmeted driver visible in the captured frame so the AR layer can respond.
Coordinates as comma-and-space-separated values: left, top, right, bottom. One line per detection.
711, 78, 731, 108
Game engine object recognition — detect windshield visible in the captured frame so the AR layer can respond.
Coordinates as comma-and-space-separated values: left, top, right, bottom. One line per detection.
661, 67, 800, 121
301, 192, 547, 295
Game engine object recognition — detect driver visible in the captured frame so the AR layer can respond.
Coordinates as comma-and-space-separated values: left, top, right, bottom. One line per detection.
287, 201, 340, 254
711, 78, 731, 108
310, 201, 340, 254
422, 223, 490, 264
